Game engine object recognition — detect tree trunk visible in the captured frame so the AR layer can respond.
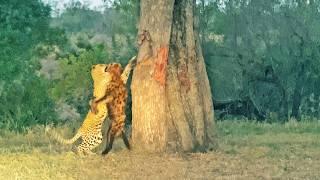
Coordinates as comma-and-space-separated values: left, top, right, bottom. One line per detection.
291, 64, 306, 120
131, 0, 215, 153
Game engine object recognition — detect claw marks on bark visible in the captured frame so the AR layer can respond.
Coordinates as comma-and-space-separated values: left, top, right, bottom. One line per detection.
137, 30, 169, 87
153, 46, 168, 86
137, 30, 151, 44
178, 64, 191, 92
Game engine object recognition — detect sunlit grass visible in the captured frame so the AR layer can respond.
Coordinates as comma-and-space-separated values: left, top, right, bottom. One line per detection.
0, 120, 319, 179
217, 120, 320, 160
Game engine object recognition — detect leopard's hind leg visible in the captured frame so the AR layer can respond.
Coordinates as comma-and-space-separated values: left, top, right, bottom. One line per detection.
77, 132, 103, 155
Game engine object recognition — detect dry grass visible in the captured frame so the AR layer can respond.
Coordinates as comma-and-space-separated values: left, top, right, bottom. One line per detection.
0, 121, 319, 179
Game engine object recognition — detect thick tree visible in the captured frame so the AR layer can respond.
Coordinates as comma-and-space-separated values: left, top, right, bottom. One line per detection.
131, 0, 215, 152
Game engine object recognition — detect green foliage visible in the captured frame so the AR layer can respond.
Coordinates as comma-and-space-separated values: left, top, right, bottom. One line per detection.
0, 0, 49, 80
49, 45, 110, 115
3, 0, 320, 131
47, 0, 138, 123
202, 0, 320, 120
51, 2, 105, 34
106, 0, 139, 35
51, 0, 138, 61
0, 76, 57, 131
105, 0, 139, 61
0, 0, 66, 131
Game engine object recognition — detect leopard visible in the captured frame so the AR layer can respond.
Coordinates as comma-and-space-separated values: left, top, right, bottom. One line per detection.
46, 64, 114, 155
90, 56, 137, 155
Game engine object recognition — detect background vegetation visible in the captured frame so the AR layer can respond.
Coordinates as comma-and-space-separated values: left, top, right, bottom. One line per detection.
1, 0, 320, 132
0, 1, 319, 179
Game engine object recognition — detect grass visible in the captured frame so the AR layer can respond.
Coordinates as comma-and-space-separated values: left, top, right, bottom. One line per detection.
0, 120, 319, 179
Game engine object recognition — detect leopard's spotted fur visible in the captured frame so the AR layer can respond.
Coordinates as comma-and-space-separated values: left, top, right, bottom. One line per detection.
46, 64, 113, 155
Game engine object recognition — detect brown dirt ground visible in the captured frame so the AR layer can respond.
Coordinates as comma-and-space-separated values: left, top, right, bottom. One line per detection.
0, 122, 319, 180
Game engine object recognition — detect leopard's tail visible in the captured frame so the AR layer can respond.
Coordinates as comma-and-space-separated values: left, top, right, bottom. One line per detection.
46, 127, 81, 145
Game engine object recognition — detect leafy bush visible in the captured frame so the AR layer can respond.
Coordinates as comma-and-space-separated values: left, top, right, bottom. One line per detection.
0, 0, 65, 132
0, 76, 57, 132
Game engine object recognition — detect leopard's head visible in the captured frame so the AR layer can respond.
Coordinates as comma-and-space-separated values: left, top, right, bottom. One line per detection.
91, 64, 112, 83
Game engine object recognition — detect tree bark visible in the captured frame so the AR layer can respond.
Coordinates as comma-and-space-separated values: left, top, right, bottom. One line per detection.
131, 0, 215, 153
